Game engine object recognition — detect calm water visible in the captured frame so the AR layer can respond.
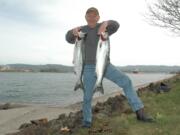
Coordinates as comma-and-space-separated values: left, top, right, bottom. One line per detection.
0, 72, 173, 107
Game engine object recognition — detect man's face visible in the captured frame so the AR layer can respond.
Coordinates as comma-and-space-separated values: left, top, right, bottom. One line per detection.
85, 12, 100, 28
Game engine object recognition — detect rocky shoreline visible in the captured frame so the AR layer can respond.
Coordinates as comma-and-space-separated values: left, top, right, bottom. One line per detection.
5, 74, 179, 135
0, 103, 27, 110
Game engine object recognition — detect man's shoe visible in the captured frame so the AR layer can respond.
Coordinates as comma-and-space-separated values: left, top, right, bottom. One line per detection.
136, 108, 155, 122
82, 121, 91, 128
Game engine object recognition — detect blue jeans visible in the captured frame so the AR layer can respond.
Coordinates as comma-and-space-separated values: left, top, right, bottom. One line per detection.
82, 63, 144, 123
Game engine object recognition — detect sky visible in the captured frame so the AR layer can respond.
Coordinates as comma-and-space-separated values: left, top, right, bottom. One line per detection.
0, 0, 180, 66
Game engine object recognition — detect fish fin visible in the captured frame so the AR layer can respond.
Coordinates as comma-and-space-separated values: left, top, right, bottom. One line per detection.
73, 71, 76, 75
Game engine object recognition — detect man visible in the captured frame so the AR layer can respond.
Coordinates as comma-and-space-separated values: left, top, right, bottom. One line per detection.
66, 7, 153, 128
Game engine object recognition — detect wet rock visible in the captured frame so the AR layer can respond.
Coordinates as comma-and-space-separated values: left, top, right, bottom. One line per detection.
0, 103, 11, 110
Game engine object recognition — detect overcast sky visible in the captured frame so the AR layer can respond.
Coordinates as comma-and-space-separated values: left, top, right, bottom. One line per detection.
0, 0, 179, 66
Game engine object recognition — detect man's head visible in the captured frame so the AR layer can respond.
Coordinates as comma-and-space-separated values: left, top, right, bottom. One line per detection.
85, 7, 100, 28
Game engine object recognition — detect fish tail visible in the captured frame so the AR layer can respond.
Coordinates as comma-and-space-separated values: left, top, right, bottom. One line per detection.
93, 83, 104, 94
74, 80, 84, 91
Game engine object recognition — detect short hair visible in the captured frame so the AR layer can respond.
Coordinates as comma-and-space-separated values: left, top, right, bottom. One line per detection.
86, 7, 99, 15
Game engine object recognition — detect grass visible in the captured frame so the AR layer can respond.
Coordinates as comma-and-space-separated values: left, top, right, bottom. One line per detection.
75, 76, 180, 135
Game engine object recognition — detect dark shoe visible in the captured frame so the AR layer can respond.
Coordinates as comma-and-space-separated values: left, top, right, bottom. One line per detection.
82, 121, 91, 128
136, 108, 155, 122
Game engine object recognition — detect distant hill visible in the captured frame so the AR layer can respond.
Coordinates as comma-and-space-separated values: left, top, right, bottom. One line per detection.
0, 64, 180, 73
0, 64, 73, 73
118, 65, 180, 73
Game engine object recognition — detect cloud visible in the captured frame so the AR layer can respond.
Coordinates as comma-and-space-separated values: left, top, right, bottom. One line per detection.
0, 0, 38, 25
0, 0, 63, 27
0, 0, 179, 66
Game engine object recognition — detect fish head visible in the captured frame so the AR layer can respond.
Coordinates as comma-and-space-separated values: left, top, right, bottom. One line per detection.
100, 32, 108, 41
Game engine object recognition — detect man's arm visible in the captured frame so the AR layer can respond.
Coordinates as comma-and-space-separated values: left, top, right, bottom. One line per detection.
65, 27, 81, 44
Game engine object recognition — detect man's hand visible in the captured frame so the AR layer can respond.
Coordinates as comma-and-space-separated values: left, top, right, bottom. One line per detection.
98, 21, 108, 35
72, 27, 81, 37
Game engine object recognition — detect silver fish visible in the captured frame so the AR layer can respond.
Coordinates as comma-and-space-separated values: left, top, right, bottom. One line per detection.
94, 32, 110, 94
73, 31, 86, 91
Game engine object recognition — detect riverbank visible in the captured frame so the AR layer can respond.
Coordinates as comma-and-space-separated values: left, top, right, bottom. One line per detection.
0, 91, 124, 135
0, 74, 177, 135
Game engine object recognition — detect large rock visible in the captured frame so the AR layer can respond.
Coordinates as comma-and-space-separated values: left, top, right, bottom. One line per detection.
0, 103, 11, 110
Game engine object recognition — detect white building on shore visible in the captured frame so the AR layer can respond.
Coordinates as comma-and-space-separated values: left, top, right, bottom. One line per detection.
0, 65, 11, 71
